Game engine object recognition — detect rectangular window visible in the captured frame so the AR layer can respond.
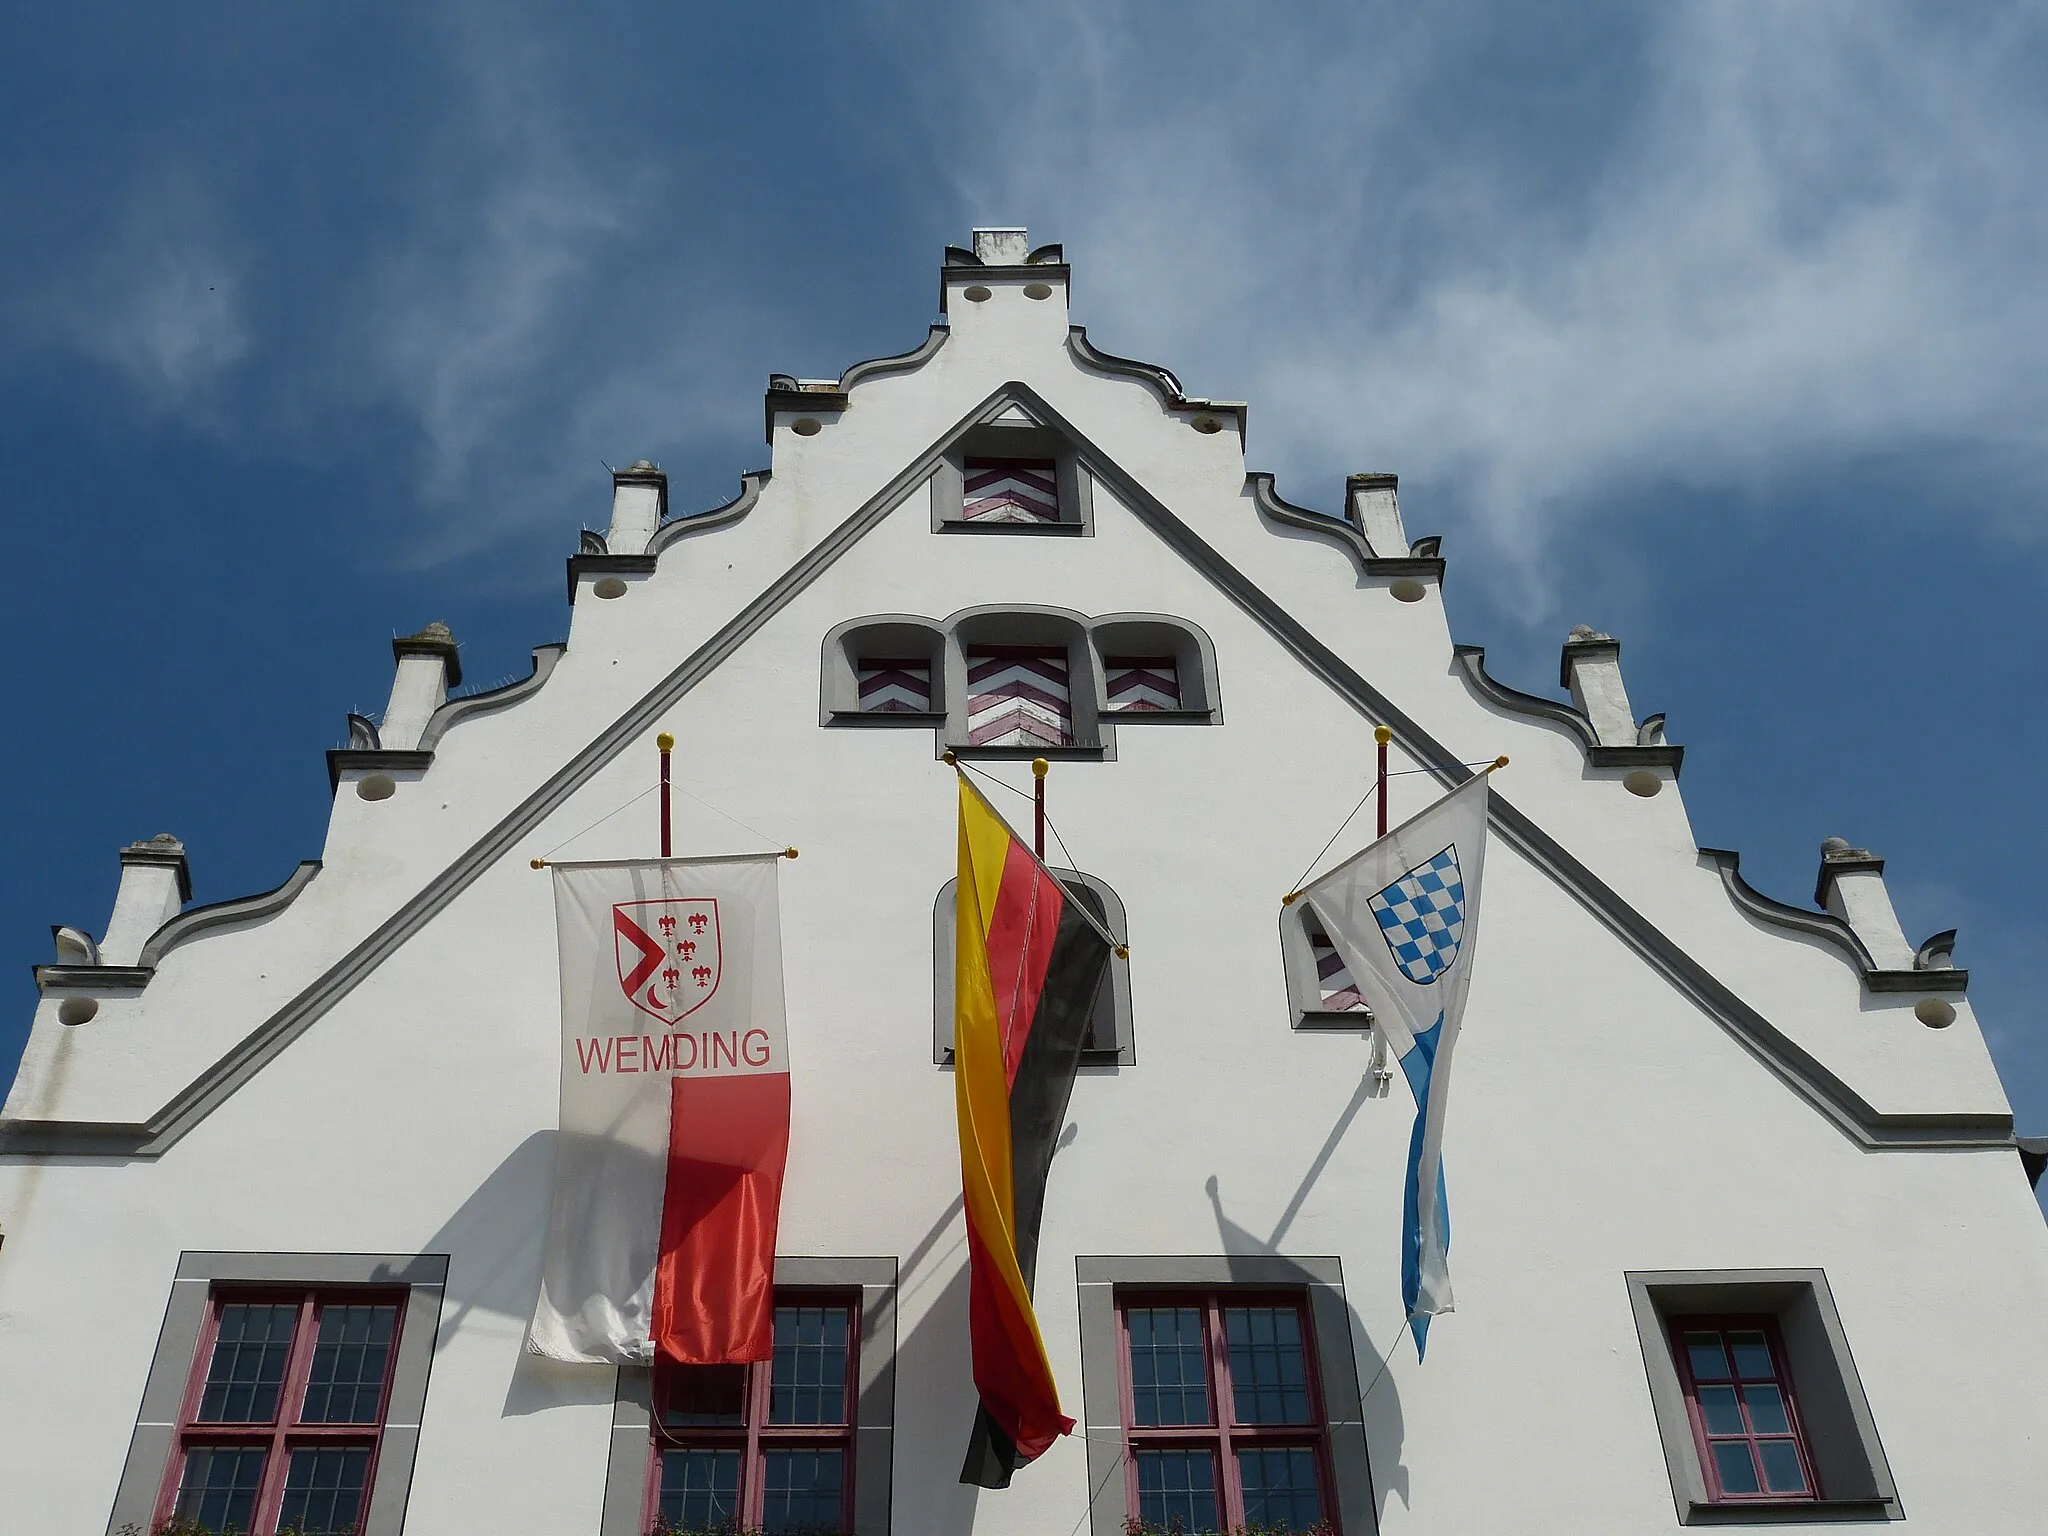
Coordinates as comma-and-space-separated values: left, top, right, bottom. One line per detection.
855, 658, 933, 714
966, 646, 1074, 748
158, 1290, 404, 1535
1117, 1292, 1334, 1534
652, 1295, 859, 1535
1672, 1317, 1817, 1504
1103, 656, 1183, 712
963, 458, 1060, 523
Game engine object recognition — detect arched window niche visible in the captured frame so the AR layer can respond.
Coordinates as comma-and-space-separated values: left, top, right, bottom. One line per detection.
932, 872, 1135, 1067
1278, 901, 1377, 1032
823, 607, 1221, 759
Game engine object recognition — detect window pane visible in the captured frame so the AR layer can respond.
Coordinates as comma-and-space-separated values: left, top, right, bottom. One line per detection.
665, 1364, 748, 1428
1728, 1330, 1775, 1381
761, 1447, 846, 1534
198, 1302, 299, 1422
1135, 1447, 1220, 1533
1712, 1440, 1762, 1496
1104, 656, 1182, 713
963, 459, 1059, 523
1126, 1307, 1211, 1427
1224, 1306, 1312, 1424
771, 1306, 851, 1426
657, 1447, 741, 1530
276, 1444, 371, 1534
1684, 1332, 1732, 1383
1742, 1382, 1791, 1435
966, 646, 1074, 748
856, 659, 932, 714
172, 1444, 268, 1533
1758, 1439, 1809, 1495
300, 1303, 398, 1424
1236, 1445, 1325, 1532
1697, 1384, 1744, 1437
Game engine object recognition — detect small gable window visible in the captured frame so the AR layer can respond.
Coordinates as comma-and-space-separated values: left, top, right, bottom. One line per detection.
933, 420, 1091, 534
966, 645, 1074, 748
1103, 656, 1182, 713
963, 458, 1060, 523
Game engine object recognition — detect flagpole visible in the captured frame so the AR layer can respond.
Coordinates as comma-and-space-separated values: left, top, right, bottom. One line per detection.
1032, 757, 1048, 861
657, 733, 674, 858
1375, 725, 1392, 837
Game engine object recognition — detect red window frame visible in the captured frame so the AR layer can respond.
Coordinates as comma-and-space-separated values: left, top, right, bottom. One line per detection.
155, 1286, 407, 1535
1115, 1290, 1336, 1534
646, 1291, 861, 1536
1670, 1314, 1820, 1504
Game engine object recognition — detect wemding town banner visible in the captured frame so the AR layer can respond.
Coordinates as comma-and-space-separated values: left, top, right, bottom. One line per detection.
527, 852, 792, 1366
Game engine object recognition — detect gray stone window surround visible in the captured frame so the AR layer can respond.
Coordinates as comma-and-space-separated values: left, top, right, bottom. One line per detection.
931, 422, 1094, 535
819, 615, 948, 726
105, 1251, 448, 1536
601, 1257, 897, 1536
932, 871, 1136, 1067
1625, 1269, 1900, 1525
1278, 904, 1378, 1034
1075, 1255, 1378, 1536
821, 606, 1222, 761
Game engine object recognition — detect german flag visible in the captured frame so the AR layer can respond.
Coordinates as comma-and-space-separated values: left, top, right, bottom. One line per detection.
953, 773, 1116, 1487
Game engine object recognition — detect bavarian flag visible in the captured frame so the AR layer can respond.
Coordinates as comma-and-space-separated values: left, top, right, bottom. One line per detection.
953, 773, 1115, 1487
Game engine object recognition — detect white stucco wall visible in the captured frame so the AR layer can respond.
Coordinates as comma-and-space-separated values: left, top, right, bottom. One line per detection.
3, 246, 2043, 1536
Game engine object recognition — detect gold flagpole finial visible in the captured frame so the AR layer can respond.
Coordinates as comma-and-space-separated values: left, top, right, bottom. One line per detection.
530, 858, 547, 869
1032, 757, 1050, 779
943, 749, 958, 765
1373, 725, 1393, 745
784, 847, 800, 859
1281, 890, 1305, 906
1492, 755, 1509, 771
656, 732, 675, 752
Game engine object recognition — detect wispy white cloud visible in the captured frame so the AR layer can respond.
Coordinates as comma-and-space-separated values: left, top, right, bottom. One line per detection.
21, 165, 250, 418
928, 1, 2048, 614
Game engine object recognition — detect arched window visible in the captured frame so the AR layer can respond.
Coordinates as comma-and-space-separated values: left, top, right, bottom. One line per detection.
1278, 904, 1373, 1031
932, 872, 1134, 1067
824, 609, 1221, 759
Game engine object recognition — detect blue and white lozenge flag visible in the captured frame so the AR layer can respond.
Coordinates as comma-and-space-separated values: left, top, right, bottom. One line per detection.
1301, 771, 1491, 1358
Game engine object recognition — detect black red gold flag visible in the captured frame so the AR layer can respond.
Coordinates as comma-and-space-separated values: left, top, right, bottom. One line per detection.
952, 773, 1115, 1487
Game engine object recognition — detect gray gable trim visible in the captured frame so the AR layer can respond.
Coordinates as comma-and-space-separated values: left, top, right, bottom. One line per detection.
764, 328, 951, 441
324, 748, 433, 794
645, 471, 771, 557
1454, 644, 1686, 775
418, 644, 567, 753
1247, 472, 1447, 581
2, 383, 2007, 1158
1066, 327, 1247, 445
138, 860, 323, 971
1702, 849, 1968, 997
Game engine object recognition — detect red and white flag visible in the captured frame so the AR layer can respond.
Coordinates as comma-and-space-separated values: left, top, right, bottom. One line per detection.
527, 853, 792, 1365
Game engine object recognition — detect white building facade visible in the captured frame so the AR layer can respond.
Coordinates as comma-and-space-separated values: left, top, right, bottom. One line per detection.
4, 229, 2047, 1535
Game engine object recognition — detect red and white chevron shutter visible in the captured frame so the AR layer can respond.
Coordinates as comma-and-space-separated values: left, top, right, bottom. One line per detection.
966, 646, 1073, 746
856, 658, 933, 713
963, 458, 1060, 522
1309, 919, 1367, 1011
1103, 655, 1182, 712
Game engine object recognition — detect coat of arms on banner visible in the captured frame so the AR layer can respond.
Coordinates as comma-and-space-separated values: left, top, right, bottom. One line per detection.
614, 899, 721, 1021
1370, 846, 1466, 984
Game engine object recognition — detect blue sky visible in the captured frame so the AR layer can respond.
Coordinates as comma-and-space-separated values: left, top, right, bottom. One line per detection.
4, 4, 2045, 1175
